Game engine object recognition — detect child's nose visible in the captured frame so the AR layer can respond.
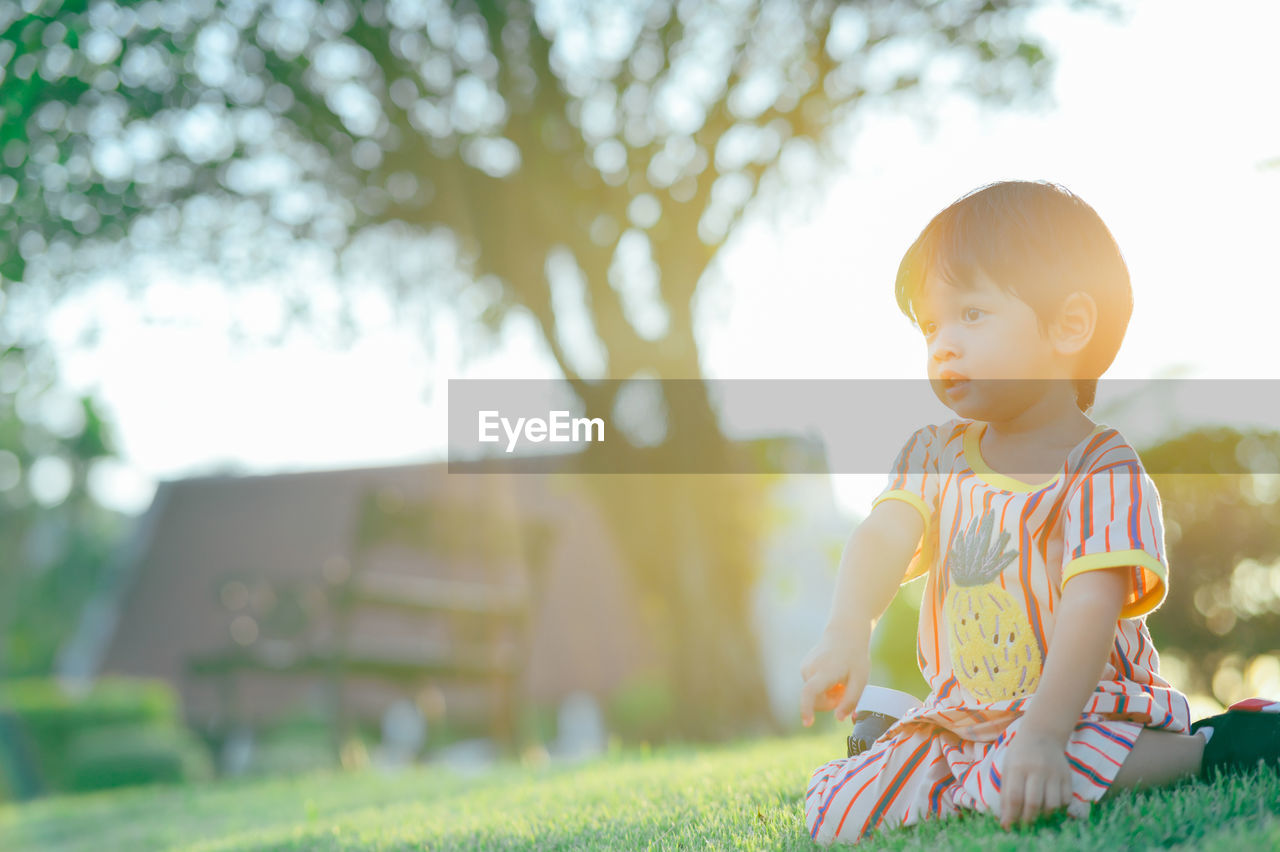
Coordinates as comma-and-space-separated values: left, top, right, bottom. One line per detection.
929, 331, 960, 362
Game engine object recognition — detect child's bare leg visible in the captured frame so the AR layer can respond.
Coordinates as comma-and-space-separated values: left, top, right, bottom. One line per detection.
1100, 728, 1204, 801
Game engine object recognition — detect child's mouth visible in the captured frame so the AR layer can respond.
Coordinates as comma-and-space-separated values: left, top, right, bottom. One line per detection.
942, 377, 970, 397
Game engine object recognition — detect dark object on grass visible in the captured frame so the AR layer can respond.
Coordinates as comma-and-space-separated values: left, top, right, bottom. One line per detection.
847, 712, 899, 758
1191, 702, 1280, 780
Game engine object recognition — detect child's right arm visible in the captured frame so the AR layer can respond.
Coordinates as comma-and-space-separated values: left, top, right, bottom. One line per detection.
799, 498, 925, 727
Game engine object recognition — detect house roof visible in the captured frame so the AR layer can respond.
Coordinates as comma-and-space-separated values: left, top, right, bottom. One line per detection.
86, 456, 663, 724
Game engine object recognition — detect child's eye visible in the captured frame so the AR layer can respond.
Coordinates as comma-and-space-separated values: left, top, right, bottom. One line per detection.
963, 307, 986, 322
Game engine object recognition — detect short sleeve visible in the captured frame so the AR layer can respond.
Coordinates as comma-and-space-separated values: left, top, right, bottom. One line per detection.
1060, 460, 1168, 619
870, 425, 942, 584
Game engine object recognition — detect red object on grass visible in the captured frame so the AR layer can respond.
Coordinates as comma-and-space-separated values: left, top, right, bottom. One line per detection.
1226, 697, 1280, 713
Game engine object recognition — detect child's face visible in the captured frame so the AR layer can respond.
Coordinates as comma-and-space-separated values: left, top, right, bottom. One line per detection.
915, 267, 1067, 418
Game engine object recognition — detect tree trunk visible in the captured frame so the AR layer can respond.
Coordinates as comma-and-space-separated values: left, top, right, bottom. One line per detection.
572, 383, 780, 742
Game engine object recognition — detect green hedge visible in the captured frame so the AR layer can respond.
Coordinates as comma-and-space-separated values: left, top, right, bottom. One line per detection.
64, 724, 212, 792
0, 677, 211, 794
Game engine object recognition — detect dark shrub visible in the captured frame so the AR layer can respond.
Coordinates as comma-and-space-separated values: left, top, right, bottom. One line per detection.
0, 678, 209, 793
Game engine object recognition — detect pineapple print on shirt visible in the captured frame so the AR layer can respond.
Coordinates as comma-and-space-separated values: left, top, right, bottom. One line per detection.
945, 511, 1042, 703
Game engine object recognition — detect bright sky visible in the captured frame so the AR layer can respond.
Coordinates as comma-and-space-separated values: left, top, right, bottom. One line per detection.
39, 0, 1280, 518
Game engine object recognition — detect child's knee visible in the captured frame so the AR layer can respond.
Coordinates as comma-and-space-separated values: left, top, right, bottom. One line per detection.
804, 755, 884, 846
804, 759, 845, 843
805, 759, 840, 814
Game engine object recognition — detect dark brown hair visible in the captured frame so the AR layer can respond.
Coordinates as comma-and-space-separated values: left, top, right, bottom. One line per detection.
894, 181, 1133, 412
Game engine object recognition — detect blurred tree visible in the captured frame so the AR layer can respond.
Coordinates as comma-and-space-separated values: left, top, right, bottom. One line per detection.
0, 338, 127, 678
0, 0, 1107, 738
1144, 427, 1280, 697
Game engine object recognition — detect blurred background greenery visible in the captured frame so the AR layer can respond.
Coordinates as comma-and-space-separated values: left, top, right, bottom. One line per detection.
1, 0, 1278, 806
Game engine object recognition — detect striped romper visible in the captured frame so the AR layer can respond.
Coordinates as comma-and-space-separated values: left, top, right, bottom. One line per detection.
805, 418, 1193, 846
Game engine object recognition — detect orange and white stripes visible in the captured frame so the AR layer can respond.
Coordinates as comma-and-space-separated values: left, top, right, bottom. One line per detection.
869, 418, 1187, 738
805, 713, 1143, 846
804, 418, 1194, 844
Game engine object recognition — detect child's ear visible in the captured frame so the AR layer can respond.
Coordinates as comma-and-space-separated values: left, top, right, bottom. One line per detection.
1050, 291, 1097, 358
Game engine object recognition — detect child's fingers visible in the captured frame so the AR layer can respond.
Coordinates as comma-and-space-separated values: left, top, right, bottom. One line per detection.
1000, 770, 1024, 828
1020, 774, 1045, 825
800, 678, 846, 725
1044, 770, 1072, 815
799, 681, 817, 726
799, 677, 831, 726
812, 685, 842, 714
833, 685, 860, 722
1042, 774, 1064, 815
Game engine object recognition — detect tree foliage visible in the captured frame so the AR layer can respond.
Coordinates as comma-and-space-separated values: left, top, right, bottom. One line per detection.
1145, 427, 1280, 697
0, 340, 126, 677
1, 0, 1069, 366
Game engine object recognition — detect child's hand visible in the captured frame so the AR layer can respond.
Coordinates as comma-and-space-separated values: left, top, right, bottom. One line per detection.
799, 633, 871, 727
998, 730, 1074, 829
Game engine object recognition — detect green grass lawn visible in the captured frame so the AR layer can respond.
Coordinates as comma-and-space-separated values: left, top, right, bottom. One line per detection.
2, 729, 1278, 851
